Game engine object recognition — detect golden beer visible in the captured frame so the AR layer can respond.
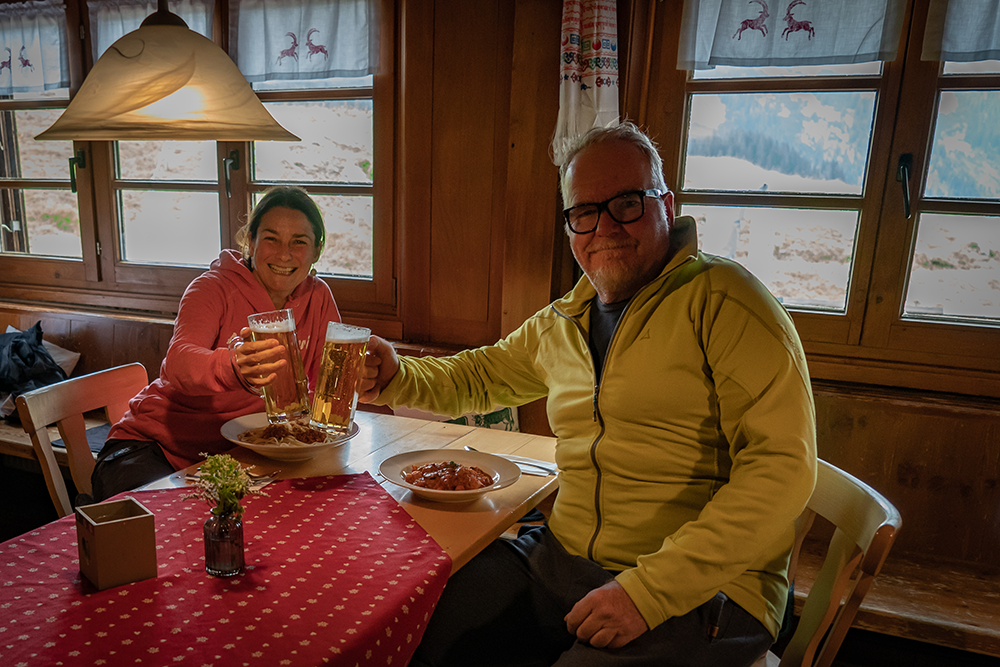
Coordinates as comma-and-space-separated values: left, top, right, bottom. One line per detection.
310, 322, 371, 433
248, 309, 309, 424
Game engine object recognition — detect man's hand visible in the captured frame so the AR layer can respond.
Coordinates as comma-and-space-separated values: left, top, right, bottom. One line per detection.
358, 335, 400, 403
564, 580, 648, 649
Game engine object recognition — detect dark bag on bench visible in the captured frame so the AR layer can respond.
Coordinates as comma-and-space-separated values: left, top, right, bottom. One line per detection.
0, 322, 69, 422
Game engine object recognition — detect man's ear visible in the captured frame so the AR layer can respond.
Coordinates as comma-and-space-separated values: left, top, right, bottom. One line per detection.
662, 190, 675, 224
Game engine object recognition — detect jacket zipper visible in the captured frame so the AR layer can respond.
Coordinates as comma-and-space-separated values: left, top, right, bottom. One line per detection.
551, 304, 606, 559
548, 250, 695, 562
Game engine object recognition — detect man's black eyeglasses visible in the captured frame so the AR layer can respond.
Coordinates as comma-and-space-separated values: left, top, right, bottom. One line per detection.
563, 189, 664, 234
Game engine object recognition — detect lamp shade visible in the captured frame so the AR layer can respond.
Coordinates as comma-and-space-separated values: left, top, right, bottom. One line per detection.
35, 23, 298, 142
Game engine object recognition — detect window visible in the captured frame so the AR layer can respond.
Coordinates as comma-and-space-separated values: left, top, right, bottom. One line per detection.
254, 88, 376, 278
0, 104, 78, 259
896, 63, 1000, 323
656, 0, 1000, 393
0, 0, 90, 283
1, 0, 392, 318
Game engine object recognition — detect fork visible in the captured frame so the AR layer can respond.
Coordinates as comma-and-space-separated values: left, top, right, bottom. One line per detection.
186, 469, 280, 483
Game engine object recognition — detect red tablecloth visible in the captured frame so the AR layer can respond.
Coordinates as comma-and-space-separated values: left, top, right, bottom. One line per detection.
1, 473, 451, 666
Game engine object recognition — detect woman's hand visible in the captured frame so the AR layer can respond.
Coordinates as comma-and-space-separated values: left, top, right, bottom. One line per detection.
358, 335, 400, 403
229, 327, 288, 389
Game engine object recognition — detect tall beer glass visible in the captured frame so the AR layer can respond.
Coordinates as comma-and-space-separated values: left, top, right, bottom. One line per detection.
310, 322, 371, 433
247, 308, 309, 424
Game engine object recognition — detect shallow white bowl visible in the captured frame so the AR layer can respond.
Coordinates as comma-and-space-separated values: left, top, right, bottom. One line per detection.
378, 449, 521, 503
221, 412, 359, 462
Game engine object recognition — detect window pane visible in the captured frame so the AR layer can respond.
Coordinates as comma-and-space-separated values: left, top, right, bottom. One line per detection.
0, 188, 81, 258
693, 62, 881, 79
8, 110, 73, 180
682, 204, 857, 312
904, 213, 1000, 322
924, 90, 1000, 200
313, 194, 373, 279
684, 92, 875, 195
24, 189, 81, 258
117, 141, 219, 181
251, 191, 373, 279
119, 191, 220, 266
255, 100, 373, 184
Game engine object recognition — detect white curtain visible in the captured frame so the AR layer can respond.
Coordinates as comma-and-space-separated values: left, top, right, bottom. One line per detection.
230, 0, 378, 83
922, 0, 1000, 62
0, 0, 69, 95
88, 0, 213, 62
551, 0, 619, 167
677, 0, 907, 70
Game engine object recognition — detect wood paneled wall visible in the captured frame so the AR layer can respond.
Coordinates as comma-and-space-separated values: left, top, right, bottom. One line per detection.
814, 383, 1000, 566
397, 0, 565, 348
0, 305, 172, 385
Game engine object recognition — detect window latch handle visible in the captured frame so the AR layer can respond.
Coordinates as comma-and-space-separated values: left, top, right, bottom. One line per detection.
896, 153, 912, 220
222, 149, 240, 198
68, 149, 86, 194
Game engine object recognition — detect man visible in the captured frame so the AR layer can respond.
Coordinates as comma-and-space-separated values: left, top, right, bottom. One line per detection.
359, 122, 817, 666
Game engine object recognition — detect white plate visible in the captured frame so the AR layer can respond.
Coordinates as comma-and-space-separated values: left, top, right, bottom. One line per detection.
378, 449, 521, 503
221, 412, 360, 462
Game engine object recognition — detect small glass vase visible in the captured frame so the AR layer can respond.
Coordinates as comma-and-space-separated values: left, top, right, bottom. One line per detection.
203, 512, 245, 577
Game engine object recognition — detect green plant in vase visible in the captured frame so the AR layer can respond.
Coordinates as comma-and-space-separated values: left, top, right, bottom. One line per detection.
187, 454, 260, 577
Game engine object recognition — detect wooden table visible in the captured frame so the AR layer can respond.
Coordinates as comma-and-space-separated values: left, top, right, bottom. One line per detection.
145, 410, 560, 572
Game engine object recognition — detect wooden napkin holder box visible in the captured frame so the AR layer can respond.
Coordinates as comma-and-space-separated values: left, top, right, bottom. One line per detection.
75, 497, 157, 590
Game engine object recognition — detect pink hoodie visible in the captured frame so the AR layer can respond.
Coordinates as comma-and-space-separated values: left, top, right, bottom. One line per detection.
108, 250, 341, 468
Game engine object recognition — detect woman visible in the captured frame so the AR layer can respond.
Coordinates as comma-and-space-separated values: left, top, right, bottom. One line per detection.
90, 186, 340, 501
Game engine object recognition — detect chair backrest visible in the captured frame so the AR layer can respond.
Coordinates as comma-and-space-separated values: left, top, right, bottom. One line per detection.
15, 363, 148, 518
774, 458, 902, 667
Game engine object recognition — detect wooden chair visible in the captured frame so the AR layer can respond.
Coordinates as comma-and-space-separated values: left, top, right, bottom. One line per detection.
15, 363, 147, 518
753, 458, 902, 667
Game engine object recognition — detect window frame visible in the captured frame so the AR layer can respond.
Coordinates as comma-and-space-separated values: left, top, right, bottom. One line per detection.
860, 1, 1000, 367
0, 0, 396, 323
676, 67, 905, 347
648, 0, 1000, 396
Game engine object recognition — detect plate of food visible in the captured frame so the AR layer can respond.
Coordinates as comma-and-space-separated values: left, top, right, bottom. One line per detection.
221, 412, 360, 461
378, 448, 521, 503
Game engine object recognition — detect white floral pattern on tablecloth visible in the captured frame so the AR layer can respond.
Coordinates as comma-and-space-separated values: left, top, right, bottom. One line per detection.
0, 473, 451, 666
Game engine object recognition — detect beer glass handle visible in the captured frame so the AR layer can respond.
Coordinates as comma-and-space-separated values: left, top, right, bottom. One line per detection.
228, 333, 264, 396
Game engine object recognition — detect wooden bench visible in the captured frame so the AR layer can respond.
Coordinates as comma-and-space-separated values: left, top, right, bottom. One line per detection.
799, 383, 1000, 659
792, 536, 1000, 659
0, 303, 173, 470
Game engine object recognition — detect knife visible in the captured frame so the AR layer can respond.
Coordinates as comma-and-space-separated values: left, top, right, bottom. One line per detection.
464, 445, 557, 475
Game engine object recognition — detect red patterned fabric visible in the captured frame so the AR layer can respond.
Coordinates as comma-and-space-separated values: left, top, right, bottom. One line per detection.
0, 473, 451, 665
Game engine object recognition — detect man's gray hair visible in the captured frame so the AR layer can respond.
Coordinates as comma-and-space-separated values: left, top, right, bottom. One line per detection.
558, 121, 669, 201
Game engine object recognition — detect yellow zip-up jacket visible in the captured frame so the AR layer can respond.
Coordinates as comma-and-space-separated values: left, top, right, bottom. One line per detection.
376, 216, 817, 638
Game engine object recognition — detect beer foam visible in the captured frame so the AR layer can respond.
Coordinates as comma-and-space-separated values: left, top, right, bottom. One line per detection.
325, 322, 370, 343
250, 319, 295, 333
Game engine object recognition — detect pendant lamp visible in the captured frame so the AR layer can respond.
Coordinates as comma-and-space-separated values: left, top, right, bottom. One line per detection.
35, 0, 298, 142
